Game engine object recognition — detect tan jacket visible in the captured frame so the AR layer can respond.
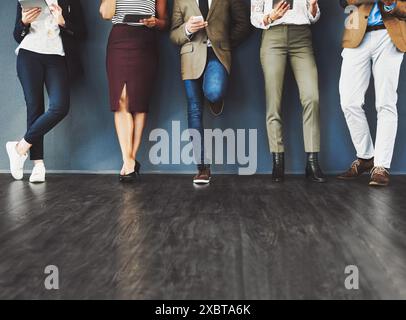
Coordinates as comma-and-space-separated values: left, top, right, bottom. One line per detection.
170, 0, 251, 80
341, 0, 406, 52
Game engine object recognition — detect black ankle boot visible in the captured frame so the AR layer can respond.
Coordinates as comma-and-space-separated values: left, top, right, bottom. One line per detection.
272, 153, 285, 182
305, 153, 327, 183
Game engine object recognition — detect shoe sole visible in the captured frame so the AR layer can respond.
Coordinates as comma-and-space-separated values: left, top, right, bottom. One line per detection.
208, 101, 224, 117
30, 180, 45, 184
369, 181, 389, 187
306, 172, 327, 183
193, 179, 211, 185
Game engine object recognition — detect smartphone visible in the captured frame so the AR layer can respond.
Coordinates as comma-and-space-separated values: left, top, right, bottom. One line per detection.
272, 0, 294, 10
123, 14, 153, 24
19, 0, 49, 11
192, 15, 204, 22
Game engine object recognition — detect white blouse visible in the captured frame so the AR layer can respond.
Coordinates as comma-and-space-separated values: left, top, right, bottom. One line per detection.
16, 0, 65, 56
251, 0, 320, 30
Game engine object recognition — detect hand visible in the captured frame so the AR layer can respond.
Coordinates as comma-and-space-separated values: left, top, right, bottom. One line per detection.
21, 7, 41, 26
264, 1, 290, 26
141, 16, 157, 28
185, 16, 208, 34
49, 4, 65, 27
309, 0, 319, 18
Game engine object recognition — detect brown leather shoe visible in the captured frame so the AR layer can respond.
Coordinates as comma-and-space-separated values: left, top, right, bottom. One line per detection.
207, 99, 224, 116
193, 166, 211, 185
337, 158, 374, 180
369, 167, 390, 187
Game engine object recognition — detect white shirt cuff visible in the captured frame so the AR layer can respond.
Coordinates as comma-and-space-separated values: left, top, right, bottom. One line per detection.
185, 25, 193, 37
308, 5, 321, 24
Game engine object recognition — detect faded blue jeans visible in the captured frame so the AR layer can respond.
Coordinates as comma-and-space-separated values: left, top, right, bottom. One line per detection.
184, 48, 228, 168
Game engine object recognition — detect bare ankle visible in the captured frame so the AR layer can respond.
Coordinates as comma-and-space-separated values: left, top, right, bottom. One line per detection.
15, 143, 25, 156
16, 139, 31, 156
123, 158, 135, 166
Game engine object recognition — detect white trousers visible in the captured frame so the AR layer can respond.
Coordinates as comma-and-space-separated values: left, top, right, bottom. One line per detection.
339, 30, 404, 168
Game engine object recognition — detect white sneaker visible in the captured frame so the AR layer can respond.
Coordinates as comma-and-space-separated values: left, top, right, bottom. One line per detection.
29, 163, 46, 183
6, 141, 28, 180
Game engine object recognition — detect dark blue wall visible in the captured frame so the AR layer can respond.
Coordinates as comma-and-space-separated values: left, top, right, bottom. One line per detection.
1, 1, 405, 174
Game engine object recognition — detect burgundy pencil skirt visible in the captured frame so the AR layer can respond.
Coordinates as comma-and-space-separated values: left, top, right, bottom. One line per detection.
106, 24, 158, 114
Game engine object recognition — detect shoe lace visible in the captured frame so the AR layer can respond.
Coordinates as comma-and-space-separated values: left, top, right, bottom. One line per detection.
351, 159, 361, 174
371, 166, 388, 177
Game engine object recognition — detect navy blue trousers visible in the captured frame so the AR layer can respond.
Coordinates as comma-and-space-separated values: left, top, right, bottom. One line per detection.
17, 49, 70, 160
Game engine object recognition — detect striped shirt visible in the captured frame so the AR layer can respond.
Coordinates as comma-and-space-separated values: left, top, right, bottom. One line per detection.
112, 0, 156, 25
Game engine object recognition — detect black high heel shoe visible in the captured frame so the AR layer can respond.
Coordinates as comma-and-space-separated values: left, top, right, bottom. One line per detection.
119, 160, 141, 183
119, 170, 137, 183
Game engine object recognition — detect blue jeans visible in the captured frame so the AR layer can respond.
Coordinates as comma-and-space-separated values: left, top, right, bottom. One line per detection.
184, 48, 228, 167
17, 49, 70, 160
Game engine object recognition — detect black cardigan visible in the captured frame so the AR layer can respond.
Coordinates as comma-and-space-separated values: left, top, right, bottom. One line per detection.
14, 0, 87, 79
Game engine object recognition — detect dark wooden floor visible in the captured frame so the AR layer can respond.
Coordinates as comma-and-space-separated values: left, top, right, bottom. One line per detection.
0, 174, 406, 300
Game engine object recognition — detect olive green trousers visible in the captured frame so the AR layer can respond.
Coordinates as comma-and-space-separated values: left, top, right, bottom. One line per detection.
260, 25, 321, 153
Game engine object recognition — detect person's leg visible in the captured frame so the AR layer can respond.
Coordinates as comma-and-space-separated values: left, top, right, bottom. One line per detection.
23, 54, 70, 158
339, 35, 374, 161
132, 112, 147, 162
6, 50, 44, 180
16, 50, 45, 160
371, 31, 404, 170
260, 27, 288, 154
261, 27, 288, 182
288, 26, 325, 183
115, 84, 136, 175
202, 49, 229, 104
184, 79, 205, 167
289, 26, 320, 153
26, 103, 45, 163
185, 78, 211, 184
202, 49, 228, 116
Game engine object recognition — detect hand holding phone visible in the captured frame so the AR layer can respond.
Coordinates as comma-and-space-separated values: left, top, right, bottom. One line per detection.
192, 16, 204, 22
272, 0, 294, 9
265, 0, 290, 25
141, 16, 158, 28
186, 15, 207, 34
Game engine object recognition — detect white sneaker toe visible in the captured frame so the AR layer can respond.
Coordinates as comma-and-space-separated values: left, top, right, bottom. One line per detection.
6, 141, 27, 180
29, 165, 46, 183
